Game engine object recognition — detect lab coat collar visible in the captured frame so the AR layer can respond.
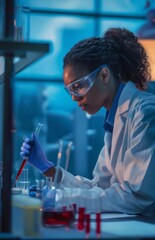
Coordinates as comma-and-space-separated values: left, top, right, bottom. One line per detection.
117, 81, 138, 116
104, 82, 125, 133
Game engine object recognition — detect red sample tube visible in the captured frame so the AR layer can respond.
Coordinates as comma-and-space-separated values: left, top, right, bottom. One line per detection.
96, 212, 101, 238
85, 213, 90, 238
78, 207, 85, 230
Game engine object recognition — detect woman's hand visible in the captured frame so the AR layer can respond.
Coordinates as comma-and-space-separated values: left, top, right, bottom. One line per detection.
20, 133, 54, 173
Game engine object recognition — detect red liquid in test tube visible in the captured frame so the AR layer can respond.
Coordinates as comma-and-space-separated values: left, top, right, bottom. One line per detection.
78, 207, 85, 230
96, 213, 101, 238
85, 213, 90, 238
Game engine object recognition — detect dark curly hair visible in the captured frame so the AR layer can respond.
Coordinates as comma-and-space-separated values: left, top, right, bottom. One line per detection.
63, 28, 151, 90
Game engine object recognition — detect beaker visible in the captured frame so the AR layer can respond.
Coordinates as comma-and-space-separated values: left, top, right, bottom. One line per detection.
14, 5, 30, 41
15, 168, 30, 194
35, 178, 45, 198
42, 186, 75, 227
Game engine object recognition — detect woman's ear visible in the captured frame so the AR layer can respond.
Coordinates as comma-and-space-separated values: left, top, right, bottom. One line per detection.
101, 68, 110, 83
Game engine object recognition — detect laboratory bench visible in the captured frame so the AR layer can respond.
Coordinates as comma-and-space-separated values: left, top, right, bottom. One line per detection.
39, 214, 155, 240
1, 215, 155, 239
3, 194, 155, 240
0, 198, 155, 240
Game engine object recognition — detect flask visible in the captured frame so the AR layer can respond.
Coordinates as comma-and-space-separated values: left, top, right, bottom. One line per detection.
42, 180, 75, 227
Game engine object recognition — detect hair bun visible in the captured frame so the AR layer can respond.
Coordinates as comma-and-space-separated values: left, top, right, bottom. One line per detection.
104, 28, 138, 47
103, 28, 138, 54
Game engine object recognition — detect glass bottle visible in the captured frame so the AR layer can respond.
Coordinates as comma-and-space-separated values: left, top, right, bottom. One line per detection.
41, 180, 75, 227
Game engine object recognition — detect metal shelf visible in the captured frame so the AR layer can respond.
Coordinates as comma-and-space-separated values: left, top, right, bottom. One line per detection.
0, 40, 52, 84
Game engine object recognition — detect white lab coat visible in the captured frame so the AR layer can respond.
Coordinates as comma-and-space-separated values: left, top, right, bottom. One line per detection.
59, 81, 155, 215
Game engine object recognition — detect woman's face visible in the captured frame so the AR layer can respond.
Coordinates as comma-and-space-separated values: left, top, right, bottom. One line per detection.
63, 64, 116, 114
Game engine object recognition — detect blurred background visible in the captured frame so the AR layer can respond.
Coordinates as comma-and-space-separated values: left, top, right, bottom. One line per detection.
1, 0, 155, 183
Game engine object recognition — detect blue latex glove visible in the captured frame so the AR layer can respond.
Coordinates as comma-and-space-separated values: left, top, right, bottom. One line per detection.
29, 184, 42, 198
20, 133, 54, 173
29, 184, 37, 198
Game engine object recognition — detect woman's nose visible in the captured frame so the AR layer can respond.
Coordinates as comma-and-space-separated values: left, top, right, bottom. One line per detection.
72, 95, 83, 101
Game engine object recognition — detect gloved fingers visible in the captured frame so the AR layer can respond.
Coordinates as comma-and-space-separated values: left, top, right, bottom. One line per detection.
22, 142, 31, 149
20, 151, 28, 158
24, 137, 31, 143
20, 146, 31, 155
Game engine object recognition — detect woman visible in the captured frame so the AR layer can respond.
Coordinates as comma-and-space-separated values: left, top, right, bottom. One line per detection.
21, 28, 155, 215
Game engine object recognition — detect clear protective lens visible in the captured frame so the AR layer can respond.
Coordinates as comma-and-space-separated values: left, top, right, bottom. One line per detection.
69, 77, 93, 97
64, 64, 107, 97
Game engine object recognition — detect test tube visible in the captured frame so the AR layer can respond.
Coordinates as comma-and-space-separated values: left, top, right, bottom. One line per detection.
16, 168, 30, 194
85, 213, 90, 238
77, 188, 86, 231
96, 212, 101, 238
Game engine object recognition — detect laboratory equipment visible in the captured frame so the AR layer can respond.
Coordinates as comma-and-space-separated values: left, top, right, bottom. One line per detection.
42, 185, 75, 227
96, 213, 101, 238
29, 184, 37, 198
15, 168, 30, 194
12, 194, 41, 237
65, 141, 73, 171
78, 207, 85, 231
42, 140, 75, 227
42, 177, 53, 198
35, 178, 45, 198
13, 123, 43, 187
54, 140, 63, 188
85, 213, 90, 238
29, 178, 46, 198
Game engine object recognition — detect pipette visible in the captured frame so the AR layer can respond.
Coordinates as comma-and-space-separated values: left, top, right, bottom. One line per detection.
13, 123, 43, 187
65, 141, 73, 171
54, 139, 63, 188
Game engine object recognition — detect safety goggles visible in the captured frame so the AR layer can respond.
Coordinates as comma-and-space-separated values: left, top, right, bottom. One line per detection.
64, 64, 108, 97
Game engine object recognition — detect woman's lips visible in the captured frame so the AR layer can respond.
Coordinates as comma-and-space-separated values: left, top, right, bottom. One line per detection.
79, 104, 87, 111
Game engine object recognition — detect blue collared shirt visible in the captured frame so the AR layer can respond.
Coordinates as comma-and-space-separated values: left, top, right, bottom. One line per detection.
104, 83, 125, 133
